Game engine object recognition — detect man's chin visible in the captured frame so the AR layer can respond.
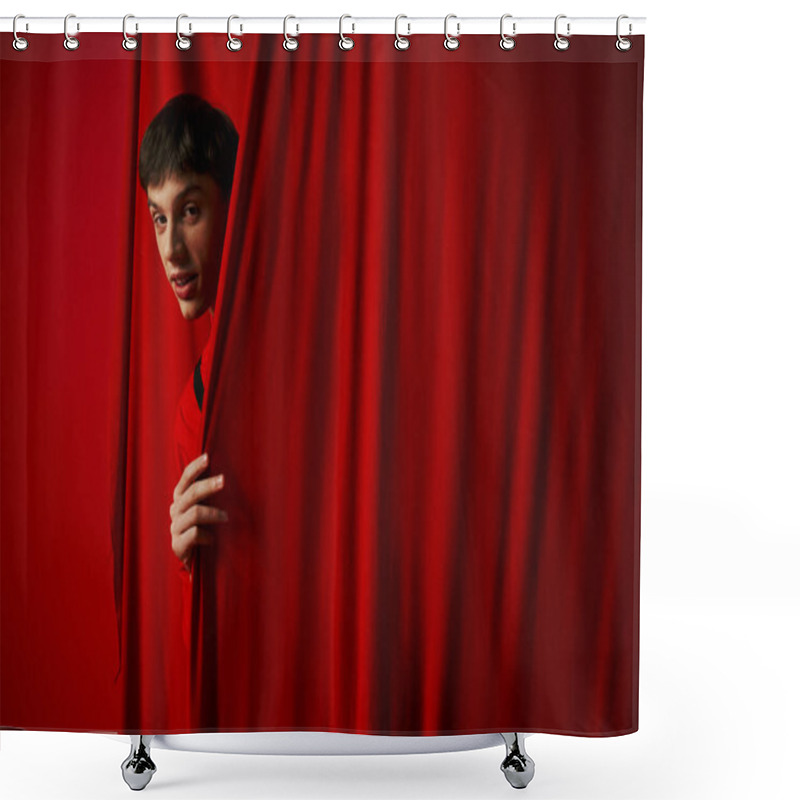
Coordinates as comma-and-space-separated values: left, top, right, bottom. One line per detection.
179, 299, 206, 321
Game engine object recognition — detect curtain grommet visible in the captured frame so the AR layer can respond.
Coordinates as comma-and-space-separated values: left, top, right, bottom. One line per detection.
444, 13, 460, 51
339, 14, 355, 51
500, 14, 516, 50
176, 13, 192, 51
616, 15, 632, 51
227, 15, 243, 51
122, 14, 138, 51
64, 13, 79, 51
394, 15, 410, 50
12, 14, 29, 51
283, 15, 299, 51
554, 14, 570, 51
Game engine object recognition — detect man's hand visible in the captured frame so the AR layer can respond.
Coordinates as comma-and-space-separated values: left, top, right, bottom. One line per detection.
170, 452, 228, 570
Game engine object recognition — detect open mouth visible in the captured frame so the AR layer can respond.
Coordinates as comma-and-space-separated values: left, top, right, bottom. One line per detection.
173, 274, 199, 300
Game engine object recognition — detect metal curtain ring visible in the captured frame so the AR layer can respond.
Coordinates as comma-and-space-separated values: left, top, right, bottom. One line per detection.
64, 13, 79, 50
122, 14, 138, 51
444, 13, 460, 51
283, 15, 298, 51
176, 14, 191, 51
394, 15, 410, 50
227, 15, 242, 51
12, 14, 29, 51
554, 14, 570, 51
616, 14, 632, 51
500, 14, 516, 50
339, 14, 354, 50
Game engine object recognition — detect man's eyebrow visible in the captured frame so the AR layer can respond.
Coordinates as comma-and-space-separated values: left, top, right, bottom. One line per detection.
147, 184, 204, 211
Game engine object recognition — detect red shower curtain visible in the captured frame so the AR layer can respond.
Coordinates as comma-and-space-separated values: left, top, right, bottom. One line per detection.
1, 32, 643, 735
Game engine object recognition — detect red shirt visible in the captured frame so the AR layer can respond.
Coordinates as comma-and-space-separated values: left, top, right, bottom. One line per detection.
174, 342, 212, 477
173, 338, 212, 649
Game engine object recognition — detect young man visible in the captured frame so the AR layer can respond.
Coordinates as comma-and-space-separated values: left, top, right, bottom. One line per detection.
138, 93, 239, 573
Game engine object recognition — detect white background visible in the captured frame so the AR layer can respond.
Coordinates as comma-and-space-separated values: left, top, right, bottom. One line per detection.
2, 1, 799, 798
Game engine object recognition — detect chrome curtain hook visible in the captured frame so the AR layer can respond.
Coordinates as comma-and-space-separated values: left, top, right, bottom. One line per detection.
394, 14, 410, 51
12, 14, 29, 51
122, 14, 138, 51
339, 14, 354, 51
616, 14, 632, 51
444, 13, 460, 51
554, 14, 570, 51
64, 13, 79, 51
227, 15, 242, 51
283, 15, 299, 51
176, 13, 191, 51
500, 14, 516, 50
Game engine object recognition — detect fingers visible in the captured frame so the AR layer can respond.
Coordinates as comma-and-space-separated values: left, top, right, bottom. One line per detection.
171, 503, 228, 540
173, 526, 214, 567
174, 452, 211, 501
172, 472, 225, 518
171, 453, 229, 568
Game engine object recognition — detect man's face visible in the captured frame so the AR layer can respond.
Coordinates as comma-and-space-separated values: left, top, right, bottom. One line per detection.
147, 172, 228, 320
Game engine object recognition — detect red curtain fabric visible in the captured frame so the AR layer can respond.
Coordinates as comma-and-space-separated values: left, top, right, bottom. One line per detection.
1, 33, 643, 735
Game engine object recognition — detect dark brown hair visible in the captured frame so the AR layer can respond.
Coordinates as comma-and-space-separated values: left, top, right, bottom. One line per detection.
138, 93, 239, 199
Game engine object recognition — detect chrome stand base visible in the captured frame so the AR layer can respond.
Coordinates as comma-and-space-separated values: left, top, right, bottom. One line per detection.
121, 735, 157, 791
117, 731, 530, 790
500, 733, 535, 789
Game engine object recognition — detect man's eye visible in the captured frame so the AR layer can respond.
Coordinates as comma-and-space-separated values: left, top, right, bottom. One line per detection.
153, 214, 167, 226
184, 205, 200, 219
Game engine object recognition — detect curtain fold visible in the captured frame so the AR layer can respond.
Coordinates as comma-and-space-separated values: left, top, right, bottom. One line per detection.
1, 32, 643, 736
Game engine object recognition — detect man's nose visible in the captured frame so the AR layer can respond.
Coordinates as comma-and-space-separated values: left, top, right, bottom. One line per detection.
165, 222, 187, 263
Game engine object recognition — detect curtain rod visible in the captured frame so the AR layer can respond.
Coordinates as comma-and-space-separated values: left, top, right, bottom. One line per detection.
1, 16, 646, 37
